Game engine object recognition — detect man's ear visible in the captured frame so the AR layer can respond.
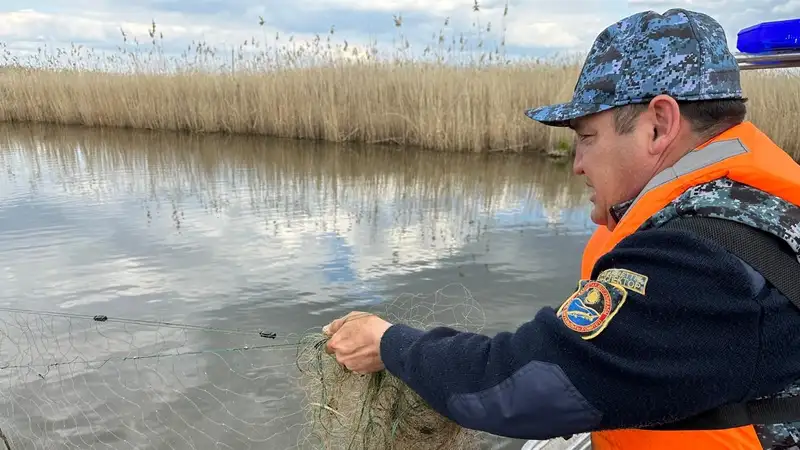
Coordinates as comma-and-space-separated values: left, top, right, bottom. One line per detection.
648, 95, 681, 156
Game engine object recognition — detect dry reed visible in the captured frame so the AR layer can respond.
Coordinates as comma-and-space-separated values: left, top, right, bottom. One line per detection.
1, 3, 799, 156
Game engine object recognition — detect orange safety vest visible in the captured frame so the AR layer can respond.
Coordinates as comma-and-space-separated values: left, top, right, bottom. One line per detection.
579, 120, 800, 450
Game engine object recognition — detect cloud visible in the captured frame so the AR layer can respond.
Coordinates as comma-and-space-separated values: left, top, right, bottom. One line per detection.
626, 0, 800, 50
772, 0, 800, 14
0, 0, 793, 70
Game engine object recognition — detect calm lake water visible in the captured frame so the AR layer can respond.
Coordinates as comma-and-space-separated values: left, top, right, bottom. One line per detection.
0, 123, 595, 449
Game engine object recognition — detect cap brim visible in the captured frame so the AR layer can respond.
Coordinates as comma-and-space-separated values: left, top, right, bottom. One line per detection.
525, 102, 616, 127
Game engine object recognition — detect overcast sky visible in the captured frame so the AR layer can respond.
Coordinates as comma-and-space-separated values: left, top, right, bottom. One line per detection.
2, 0, 799, 67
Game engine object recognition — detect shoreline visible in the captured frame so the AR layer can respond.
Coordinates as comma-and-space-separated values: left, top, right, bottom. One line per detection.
0, 62, 582, 156
2, 6, 799, 159
2, 64, 797, 158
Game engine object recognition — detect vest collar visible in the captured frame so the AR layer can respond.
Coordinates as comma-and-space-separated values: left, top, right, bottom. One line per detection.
609, 198, 633, 224
606, 132, 750, 224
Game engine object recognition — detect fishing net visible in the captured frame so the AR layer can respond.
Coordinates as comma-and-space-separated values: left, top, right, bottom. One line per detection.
295, 283, 489, 450
0, 284, 498, 450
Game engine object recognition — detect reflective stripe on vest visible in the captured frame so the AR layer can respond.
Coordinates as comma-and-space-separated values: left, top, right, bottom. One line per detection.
580, 121, 800, 450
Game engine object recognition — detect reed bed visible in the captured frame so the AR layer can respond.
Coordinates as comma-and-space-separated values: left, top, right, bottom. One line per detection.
1, 3, 799, 155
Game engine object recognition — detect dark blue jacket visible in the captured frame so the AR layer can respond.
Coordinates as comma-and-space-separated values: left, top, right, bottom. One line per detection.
378, 226, 800, 440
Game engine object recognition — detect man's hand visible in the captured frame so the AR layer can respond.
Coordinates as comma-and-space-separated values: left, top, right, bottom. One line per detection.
323, 311, 393, 374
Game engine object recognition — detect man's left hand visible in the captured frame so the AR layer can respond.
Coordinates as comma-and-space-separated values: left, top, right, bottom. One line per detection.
323, 311, 393, 374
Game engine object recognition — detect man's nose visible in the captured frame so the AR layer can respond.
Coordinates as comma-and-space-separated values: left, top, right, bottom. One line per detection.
572, 152, 584, 176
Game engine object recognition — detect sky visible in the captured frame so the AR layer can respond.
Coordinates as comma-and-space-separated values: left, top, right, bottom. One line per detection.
2, 0, 800, 69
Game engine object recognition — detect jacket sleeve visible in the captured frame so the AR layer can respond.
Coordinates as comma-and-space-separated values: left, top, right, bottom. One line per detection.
378, 226, 767, 440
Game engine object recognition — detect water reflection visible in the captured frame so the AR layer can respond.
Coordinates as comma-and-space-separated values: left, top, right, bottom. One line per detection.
0, 123, 594, 449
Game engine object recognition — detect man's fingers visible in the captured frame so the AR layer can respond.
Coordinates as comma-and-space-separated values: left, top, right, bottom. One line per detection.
326, 339, 351, 371
342, 311, 374, 325
323, 317, 345, 337
324, 330, 341, 354
323, 311, 372, 337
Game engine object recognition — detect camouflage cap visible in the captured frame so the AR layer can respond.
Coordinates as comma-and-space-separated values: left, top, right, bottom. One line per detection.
525, 8, 743, 127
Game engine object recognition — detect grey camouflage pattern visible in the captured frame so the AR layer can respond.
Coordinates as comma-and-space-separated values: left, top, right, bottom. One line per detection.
525, 8, 743, 126
755, 420, 800, 449
642, 178, 800, 263
752, 380, 800, 448
640, 177, 800, 449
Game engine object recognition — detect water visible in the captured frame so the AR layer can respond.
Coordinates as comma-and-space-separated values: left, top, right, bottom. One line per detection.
0, 123, 596, 450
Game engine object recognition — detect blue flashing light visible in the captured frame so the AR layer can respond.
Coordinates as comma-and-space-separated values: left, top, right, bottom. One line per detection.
737, 18, 800, 54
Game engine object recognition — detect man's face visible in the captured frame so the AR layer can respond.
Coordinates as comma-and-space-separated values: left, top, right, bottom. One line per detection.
569, 109, 653, 228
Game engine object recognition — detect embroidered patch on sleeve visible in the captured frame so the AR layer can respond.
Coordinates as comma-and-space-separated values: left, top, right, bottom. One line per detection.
596, 268, 648, 295
556, 280, 628, 340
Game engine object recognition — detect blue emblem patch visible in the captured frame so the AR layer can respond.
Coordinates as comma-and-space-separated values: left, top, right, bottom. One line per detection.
556, 280, 628, 340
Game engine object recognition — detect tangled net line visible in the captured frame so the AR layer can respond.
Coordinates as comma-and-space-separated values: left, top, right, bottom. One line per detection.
0, 306, 306, 450
294, 283, 491, 450
0, 284, 501, 450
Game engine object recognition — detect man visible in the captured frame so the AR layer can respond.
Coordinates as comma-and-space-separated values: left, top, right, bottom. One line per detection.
323, 8, 800, 450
